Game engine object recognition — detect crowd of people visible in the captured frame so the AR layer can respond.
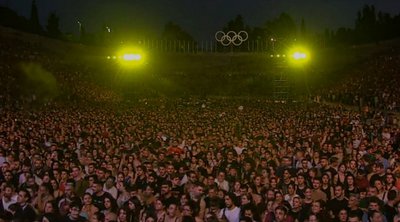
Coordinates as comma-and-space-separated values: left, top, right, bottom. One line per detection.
0, 98, 399, 222
1, 27, 400, 222
318, 51, 400, 112
0, 28, 121, 105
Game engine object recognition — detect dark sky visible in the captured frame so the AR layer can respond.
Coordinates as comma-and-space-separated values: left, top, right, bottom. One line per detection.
2, 0, 400, 41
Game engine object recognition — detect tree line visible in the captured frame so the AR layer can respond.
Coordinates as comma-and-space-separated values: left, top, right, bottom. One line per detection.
1, 1, 400, 48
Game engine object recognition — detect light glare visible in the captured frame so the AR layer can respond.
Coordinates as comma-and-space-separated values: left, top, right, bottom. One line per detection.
293, 52, 307, 60
123, 54, 142, 61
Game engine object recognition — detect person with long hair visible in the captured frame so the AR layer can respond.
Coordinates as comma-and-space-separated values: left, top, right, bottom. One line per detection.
164, 203, 181, 222
116, 181, 131, 208
333, 164, 347, 186
126, 196, 142, 222
34, 183, 54, 214
117, 207, 130, 222
344, 174, 359, 198
262, 200, 275, 222
231, 181, 242, 198
248, 184, 262, 206
153, 199, 166, 222
252, 175, 265, 195
81, 192, 99, 221
40, 200, 61, 221
121, 165, 135, 185
311, 151, 321, 167
50, 178, 63, 201
284, 183, 297, 208
179, 194, 192, 213
374, 179, 388, 203
268, 177, 278, 191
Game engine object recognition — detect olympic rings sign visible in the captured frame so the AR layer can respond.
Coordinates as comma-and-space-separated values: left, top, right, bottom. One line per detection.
215, 31, 248, 46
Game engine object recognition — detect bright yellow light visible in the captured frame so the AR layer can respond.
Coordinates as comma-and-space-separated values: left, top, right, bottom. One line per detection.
288, 46, 310, 64
115, 46, 146, 68
122, 54, 141, 61
293, 52, 306, 60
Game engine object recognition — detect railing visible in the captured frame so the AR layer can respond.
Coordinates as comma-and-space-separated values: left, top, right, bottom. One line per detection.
134, 39, 287, 53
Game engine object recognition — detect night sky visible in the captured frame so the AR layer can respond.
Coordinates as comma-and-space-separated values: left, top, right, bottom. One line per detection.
2, 0, 400, 41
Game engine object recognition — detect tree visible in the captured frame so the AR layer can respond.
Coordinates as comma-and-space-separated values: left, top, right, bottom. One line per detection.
30, 0, 43, 33
161, 21, 195, 52
224, 14, 246, 32
46, 12, 61, 38
265, 12, 297, 41
161, 21, 194, 41
355, 5, 377, 43
335, 27, 354, 44
0, 6, 30, 31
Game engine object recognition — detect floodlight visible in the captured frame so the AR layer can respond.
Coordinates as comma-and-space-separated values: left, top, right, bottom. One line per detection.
115, 46, 146, 68
293, 52, 307, 60
288, 46, 310, 64
122, 54, 142, 61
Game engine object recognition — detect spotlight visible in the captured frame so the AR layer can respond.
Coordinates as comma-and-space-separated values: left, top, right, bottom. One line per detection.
122, 54, 142, 61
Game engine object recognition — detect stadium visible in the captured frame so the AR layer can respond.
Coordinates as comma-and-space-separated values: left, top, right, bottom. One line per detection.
0, 1, 400, 222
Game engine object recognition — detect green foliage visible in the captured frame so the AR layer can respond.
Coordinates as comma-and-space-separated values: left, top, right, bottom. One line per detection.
0, 6, 31, 30
162, 21, 194, 41
30, 0, 43, 34
265, 12, 297, 40
355, 5, 377, 43
46, 12, 61, 38
223, 14, 246, 32
329, 4, 400, 46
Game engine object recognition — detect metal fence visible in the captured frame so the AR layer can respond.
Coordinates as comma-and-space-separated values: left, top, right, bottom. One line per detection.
134, 39, 287, 53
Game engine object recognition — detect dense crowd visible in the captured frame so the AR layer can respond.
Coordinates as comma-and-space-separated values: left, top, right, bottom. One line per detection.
0, 98, 399, 222
2, 28, 400, 222
0, 31, 121, 105
318, 52, 400, 112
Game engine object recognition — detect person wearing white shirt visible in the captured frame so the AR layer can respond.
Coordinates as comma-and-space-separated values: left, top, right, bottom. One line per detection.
219, 193, 240, 222
0, 184, 17, 213
215, 171, 229, 192
103, 176, 118, 200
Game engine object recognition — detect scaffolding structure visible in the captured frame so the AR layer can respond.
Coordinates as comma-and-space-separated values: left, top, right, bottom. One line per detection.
272, 61, 291, 102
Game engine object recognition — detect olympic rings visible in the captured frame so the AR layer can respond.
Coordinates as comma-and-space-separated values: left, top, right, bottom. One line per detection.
215, 31, 248, 46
